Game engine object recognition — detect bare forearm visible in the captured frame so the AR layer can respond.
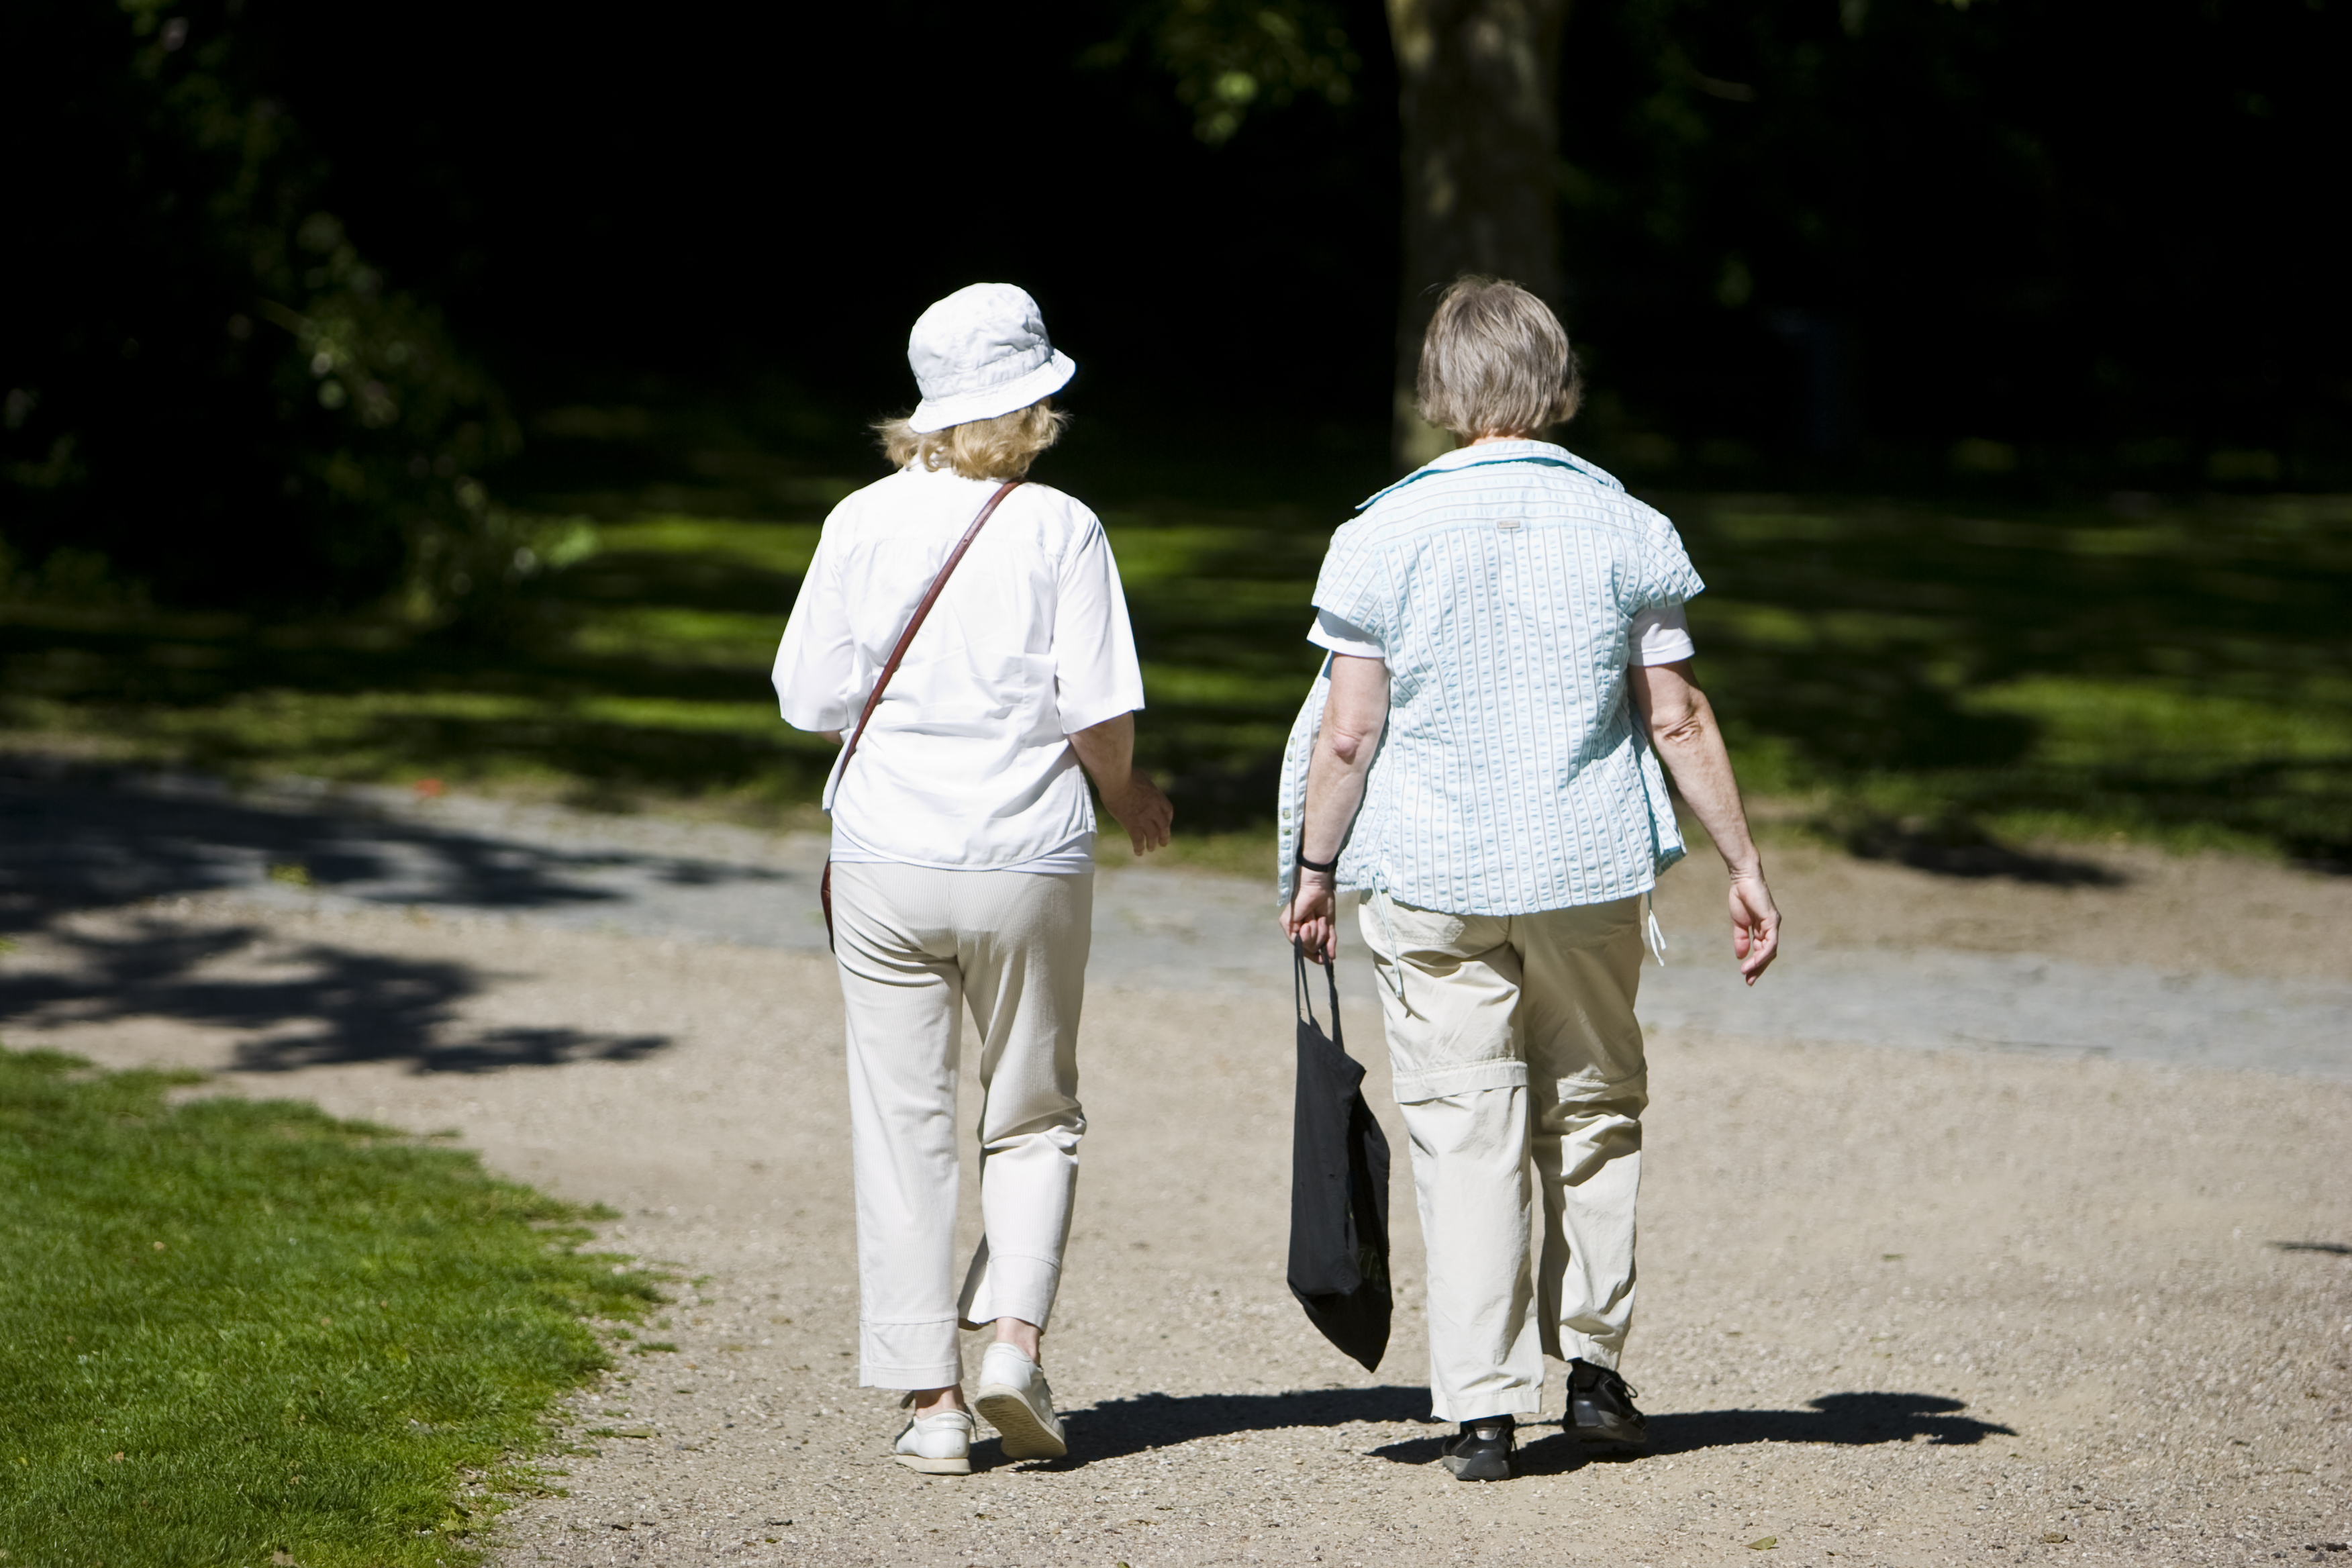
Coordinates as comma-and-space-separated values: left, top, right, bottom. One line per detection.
1067, 712, 1137, 794
1300, 731, 1373, 864
1069, 712, 1174, 854
1629, 659, 1781, 980
1282, 655, 1389, 958
1300, 655, 1389, 865
1653, 692, 1761, 876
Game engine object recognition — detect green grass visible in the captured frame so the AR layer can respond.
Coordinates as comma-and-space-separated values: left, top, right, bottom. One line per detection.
0, 1046, 663, 1566
1665, 491, 2352, 859
5, 437, 2349, 863
1967, 676, 2352, 771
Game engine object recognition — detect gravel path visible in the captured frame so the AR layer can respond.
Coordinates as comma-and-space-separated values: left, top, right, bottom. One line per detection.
3, 761, 2348, 1565
7, 763, 2346, 1075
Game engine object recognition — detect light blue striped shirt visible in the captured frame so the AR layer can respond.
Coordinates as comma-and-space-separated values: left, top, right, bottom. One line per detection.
1276, 440, 1703, 916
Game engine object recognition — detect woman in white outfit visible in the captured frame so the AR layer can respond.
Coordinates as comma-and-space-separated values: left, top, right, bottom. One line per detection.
1279, 277, 1780, 1481
773, 283, 1173, 1475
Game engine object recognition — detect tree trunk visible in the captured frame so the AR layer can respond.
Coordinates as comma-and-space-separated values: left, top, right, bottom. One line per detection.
1385, 0, 1567, 469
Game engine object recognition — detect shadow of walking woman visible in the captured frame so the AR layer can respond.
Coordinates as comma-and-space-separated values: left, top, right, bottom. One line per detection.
983, 1385, 1436, 1470
1369, 1390, 2015, 1474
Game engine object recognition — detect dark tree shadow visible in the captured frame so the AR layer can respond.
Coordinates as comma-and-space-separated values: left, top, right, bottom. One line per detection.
1828, 809, 2126, 886
1369, 1391, 2013, 1474
0, 914, 669, 1075
0, 756, 794, 938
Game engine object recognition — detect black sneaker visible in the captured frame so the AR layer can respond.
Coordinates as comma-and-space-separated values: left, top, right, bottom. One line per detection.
1568, 1359, 1648, 1447
1440, 1416, 1515, 1481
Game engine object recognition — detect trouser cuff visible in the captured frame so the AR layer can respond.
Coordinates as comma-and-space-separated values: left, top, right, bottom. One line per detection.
959, 1250, 1061, 1332
1560, 1332, 1622, 1371
1428, 1387, 1544, 1424
859, 1317, 961, 1389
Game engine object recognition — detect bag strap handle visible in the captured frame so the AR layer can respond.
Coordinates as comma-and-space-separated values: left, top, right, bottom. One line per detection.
836, 478, 1022, 785
1293, 940, 1346, 1055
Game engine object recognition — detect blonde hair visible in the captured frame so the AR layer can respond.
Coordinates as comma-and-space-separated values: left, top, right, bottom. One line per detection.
1415, 277, 1583, 439
875, 399, 1069, 480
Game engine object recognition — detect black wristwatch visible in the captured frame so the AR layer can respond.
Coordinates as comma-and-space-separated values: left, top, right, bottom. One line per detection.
1297, 850, 1339, 875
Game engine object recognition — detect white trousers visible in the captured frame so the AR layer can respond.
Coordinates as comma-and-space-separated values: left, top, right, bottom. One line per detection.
832, 861, 1092, 1391
1359, 890, 1649, 1423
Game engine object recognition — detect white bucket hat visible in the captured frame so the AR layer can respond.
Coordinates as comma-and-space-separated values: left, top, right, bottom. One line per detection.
905, 283, 1077, 434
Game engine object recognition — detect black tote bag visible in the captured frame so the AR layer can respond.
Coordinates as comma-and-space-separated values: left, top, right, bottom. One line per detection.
1286, 944, 1393, 1372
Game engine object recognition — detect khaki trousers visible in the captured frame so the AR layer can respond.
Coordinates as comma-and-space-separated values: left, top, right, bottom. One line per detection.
1359, 889, 1649, 1423
831, 861, 1091, 1390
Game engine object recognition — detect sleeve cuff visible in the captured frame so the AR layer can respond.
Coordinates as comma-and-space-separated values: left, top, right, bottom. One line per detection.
1629, 602, 1696, 667
1632, 628, 1695, 666
778, 697, 852, 732
1057, 694, 1144, 736
1306, 607, 1383, 660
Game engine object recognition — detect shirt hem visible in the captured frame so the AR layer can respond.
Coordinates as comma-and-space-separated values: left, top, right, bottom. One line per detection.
829, 835, 1097, 876
1350, 871, 1661, 919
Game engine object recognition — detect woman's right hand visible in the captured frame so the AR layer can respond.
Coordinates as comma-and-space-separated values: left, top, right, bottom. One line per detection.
1282, 870, 1338, 963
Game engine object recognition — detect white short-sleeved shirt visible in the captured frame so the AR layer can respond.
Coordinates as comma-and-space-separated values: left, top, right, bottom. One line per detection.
772, 464, 1146, 872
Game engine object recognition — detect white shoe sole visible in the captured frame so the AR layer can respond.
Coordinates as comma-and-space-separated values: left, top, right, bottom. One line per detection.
893, 1451, 972, 1475
974, 1384, 1067, 1459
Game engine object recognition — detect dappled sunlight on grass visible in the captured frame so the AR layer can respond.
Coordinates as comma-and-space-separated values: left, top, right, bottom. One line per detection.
1969, 677, 2352, 769
1662, 490, 2352, 861
569, 606, 793, 667
593, 515, 823, 575
3, 480, 2347, 860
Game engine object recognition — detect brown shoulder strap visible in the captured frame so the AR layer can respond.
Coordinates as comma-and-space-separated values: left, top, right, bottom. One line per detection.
835, 478, 1022, 785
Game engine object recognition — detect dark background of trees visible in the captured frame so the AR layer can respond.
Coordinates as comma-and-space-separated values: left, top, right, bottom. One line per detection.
7, 0, 2349, 614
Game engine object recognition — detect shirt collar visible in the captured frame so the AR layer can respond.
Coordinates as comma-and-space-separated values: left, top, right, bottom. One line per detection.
1357, 439, 1624, 511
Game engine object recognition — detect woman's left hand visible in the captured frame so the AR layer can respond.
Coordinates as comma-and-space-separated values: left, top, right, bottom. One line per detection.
1101, 772, 1174, 855
1728, 870, 1781, 984
1069, 714, 1173, 855
1282, 870, 1339, 963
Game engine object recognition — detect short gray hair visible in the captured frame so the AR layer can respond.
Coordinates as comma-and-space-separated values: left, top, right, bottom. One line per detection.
1414, 277, 1582, 439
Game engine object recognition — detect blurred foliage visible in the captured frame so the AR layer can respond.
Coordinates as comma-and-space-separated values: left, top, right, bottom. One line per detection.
16, 0, 2344, 516
1099, 0, 2349, 481
1091, 0, 1363, 144
0, 0, 536, 634
5, 0, 2349, 864
1551, 0, 2351, 479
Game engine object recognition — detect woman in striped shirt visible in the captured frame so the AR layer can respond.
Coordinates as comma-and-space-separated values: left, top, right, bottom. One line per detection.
1279, 277, 1781, 1482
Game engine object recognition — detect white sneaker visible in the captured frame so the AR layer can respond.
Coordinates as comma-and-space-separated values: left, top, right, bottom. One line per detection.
973, 1343, 1067, 1459
892, 1402, 973, 1475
